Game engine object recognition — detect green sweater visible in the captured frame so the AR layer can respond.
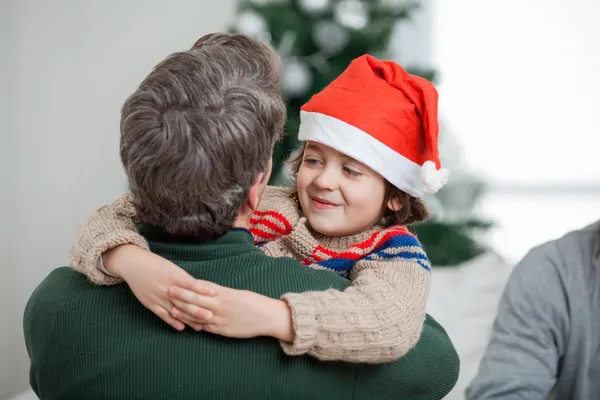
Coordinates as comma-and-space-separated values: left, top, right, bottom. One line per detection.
24, 227, 459, 400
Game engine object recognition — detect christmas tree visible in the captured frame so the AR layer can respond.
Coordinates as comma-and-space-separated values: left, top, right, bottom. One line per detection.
230, 0, 491, 266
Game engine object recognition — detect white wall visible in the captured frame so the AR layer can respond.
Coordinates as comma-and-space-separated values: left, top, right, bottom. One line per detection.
433, 0, 600, 184
1, 0, 17, 397
1, 1, 235, 398
432, 0, 600, 265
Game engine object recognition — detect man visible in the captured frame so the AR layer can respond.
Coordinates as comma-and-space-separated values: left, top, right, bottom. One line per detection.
23, 33, 459, 400
466, 221, 600, 399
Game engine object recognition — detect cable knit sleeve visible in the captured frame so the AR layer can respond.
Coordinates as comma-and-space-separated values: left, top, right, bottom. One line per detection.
279, 227, 431, 363
69, 192, 149, 285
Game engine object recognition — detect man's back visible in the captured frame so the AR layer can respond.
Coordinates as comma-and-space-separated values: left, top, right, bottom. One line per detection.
24, 228, 458, 400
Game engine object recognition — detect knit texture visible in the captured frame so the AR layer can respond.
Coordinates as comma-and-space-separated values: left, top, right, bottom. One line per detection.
69, 186, 431, 363
27, 228, 459, 400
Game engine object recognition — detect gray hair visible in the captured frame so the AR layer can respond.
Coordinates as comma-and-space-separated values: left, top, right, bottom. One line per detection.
120, 33, 286, 240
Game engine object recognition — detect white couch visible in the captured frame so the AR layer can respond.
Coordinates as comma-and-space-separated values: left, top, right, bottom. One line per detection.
427, 252, 514, 399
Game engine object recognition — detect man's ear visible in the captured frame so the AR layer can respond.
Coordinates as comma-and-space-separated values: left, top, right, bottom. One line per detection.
247, 172, 265, 212
387, 195, 402, 212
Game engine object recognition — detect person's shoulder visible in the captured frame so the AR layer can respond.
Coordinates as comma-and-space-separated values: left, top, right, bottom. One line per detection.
517, 220, 600, 278
361, 225, 428, 264
33, 267, 82, 291
24, 267, 82, 325
263, 185, 296, 198
370, 225, 423, 249
251, 186, 302, 241
257, 186, 299, 215
26, 267, 84, 304
352, 314, 459, 400
553, 220, 600, 257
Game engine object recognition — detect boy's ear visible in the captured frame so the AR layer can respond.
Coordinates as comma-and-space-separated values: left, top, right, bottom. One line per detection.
387, 196, 402, 212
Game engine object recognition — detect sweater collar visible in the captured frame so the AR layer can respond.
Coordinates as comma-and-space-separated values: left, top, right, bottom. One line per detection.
139, 225, 258, 261
310, 225, 385, 250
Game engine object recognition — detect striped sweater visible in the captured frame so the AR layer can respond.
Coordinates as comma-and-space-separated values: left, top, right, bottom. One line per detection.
69, 186, 431, 363
252, 207, 429, 275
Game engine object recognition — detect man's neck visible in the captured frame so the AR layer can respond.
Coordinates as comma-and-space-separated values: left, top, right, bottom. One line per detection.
231, 211, 252, 231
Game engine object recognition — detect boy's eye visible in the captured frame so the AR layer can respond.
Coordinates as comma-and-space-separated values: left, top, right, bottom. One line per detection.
343, 166, 362, 176
303, 157, 321, 165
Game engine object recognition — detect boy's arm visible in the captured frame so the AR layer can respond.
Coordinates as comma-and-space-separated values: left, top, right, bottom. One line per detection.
352, 314, 460, 400
69, 192, 149, 285
280, 232, 431, 363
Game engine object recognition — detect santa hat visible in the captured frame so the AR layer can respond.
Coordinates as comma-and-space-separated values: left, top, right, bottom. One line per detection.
298, 54, 449, 198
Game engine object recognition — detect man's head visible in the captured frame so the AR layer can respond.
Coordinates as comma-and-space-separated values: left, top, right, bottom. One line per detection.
120, 33, 285, 240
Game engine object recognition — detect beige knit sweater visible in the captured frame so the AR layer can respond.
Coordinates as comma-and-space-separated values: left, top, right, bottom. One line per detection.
70, 186, 431, 363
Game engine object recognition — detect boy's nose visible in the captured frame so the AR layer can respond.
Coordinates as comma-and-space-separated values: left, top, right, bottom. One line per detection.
313, 169, 338, 191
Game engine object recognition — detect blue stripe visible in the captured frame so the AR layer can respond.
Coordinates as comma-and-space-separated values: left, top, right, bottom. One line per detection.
313, 257, 357, 272
378, 234, 423, 249
416, 259, 431, 272
364, 251, 431, 271
366, 249, 429, 261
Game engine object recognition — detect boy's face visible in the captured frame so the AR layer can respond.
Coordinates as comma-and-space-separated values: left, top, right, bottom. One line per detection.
296, 141, 387, 237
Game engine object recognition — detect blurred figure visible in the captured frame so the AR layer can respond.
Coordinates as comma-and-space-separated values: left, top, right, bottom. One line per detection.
466, 220, 600, 399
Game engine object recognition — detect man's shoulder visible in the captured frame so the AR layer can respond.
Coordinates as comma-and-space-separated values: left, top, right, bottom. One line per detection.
517, 220, 600, 279
26, 267, 87, 309
30, 267, 83, 294
24, 267, 84, 335
253, 186, 300, 229
353, 314, 459, 400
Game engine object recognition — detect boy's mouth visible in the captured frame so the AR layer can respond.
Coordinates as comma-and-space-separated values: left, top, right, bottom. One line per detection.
311, 197, 340, 209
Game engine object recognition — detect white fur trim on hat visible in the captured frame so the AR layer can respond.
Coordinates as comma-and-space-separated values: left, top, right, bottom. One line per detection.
298, 111, 448, 197
421, 161, 450, 195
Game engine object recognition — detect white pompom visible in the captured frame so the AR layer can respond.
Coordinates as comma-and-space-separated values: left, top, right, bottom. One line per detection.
421, 161, 450, 195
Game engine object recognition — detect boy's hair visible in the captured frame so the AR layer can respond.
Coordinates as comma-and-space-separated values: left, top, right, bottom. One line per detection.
120, 33, 286, 240
287, 143, 430, 227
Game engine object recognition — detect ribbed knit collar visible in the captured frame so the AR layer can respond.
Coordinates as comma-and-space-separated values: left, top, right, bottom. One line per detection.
139, 225, 259, 262
309, 225, 385, 250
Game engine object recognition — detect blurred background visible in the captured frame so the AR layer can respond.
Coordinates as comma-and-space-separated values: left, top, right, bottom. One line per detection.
1, 0, 599, 399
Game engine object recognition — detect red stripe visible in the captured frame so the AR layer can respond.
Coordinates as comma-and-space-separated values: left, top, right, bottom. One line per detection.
252, 210, 293, 231
309, 252, 325, 262
349, 227, 411, 251
250, 227, 278, 240
311, 229, 414, 260
250, 217, 290, 235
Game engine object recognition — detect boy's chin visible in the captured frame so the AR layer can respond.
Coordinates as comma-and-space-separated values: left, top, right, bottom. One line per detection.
307, 218, 349, 237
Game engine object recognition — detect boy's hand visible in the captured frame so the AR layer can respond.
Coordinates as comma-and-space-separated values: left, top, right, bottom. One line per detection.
168, 283, 295, 342
103, 245, 216, 331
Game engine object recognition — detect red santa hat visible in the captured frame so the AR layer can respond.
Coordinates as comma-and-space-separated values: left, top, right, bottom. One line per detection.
298, 54, 449, 198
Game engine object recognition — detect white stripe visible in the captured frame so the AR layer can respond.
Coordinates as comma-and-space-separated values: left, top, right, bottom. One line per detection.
298, 111, 426, 197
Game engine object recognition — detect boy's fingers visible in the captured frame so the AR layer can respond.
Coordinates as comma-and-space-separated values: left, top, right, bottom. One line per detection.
151, 305, 185, 331
171, 309, 199, 327
190, 323, 203, 331
169, 287, 219, 310
171, 299, 213, 323
177, 279, 217, 297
